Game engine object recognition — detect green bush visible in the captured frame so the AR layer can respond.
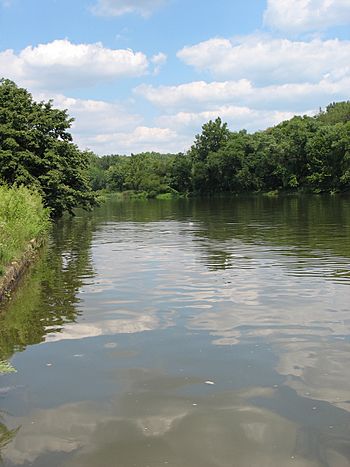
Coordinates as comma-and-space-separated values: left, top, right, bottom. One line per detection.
0, 185, 50, 275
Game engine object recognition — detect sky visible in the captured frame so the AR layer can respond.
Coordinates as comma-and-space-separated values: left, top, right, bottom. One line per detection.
0, 0, 349, 155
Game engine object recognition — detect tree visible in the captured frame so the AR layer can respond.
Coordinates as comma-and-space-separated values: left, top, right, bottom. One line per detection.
317, 101, 350, 125
0, 79, 96, 216
169, 153, 192, 193
189, 117, 230, 162
306, 122, 350, 192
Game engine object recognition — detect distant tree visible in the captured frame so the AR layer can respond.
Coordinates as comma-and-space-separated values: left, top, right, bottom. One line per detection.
189, 117, 230, 162
0, 79, 96, 216
317, 101, 350, 125
169, 153, 192, 193
106, 159, 127, 192
306, 122, 350, 192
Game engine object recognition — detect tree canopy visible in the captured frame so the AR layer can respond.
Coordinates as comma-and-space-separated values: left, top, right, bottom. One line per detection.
0, 79, 96, 216
88, 102, 350, 198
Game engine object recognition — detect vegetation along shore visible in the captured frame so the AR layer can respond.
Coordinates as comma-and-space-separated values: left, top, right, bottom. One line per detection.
0, 77, 350, 296
0, 186, 49, 300
0, 78, 96, 298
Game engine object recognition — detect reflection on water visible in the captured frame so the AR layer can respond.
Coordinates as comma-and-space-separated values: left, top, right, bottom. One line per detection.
0, 195, 350, 466
0, 416, 18, 465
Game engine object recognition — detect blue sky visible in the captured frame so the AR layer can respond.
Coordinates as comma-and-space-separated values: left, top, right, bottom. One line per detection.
0, 0, 349, 154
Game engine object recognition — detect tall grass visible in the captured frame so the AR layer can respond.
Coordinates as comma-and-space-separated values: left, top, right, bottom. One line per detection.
0, 186, 50, 275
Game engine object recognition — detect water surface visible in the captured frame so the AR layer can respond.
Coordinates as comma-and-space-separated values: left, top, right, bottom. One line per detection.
1, 195, 350, 466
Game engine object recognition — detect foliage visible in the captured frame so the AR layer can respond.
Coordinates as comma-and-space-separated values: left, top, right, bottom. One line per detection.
189, 117, 230, 162
0, 79, 97, 216
87, 102, 350, 198
0, 185, 50, 274
89, 152, 179, 198
316, 101, 350, 125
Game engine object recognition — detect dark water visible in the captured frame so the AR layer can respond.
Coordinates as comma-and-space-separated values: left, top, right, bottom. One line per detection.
1, 195, 350, 467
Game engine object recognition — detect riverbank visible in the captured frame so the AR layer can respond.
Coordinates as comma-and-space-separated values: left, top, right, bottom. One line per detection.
0, 186, 50, 301
0, 237, 46, 302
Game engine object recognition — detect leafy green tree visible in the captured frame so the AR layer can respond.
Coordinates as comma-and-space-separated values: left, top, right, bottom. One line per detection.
207, 130, 255, 193
106, 157, 129, 192
306, 122, 350, 192
189, 117, 230, 162
317, 101, 350, 125
169, 153, 192, 193
0, 79, 96, 216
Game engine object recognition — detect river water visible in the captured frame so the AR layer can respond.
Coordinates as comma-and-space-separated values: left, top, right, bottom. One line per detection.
1, 195, 350, 467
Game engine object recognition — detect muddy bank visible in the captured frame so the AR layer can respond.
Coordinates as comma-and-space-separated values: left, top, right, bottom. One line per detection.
0, 238, 45, 302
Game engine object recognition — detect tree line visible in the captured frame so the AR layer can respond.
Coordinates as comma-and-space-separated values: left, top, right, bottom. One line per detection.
1, 79, 350, 216
89, 103, 350, 197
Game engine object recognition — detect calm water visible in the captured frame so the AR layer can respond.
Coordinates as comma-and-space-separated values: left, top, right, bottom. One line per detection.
1, 195, 350, 467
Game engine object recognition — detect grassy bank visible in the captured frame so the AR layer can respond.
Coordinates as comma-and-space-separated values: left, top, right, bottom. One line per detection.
0, 186, 50, 276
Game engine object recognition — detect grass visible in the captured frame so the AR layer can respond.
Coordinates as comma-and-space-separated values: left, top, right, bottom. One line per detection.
0, 186, 50, 275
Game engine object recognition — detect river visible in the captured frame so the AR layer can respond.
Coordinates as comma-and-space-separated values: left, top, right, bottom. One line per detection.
1, 195, 350, 467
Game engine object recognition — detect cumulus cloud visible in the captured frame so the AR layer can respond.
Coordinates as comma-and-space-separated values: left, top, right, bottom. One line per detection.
136, 75, 350, 112
157, 107, 297, 134
177, 35, 350, 84
136, 80, 253, 109
151, 52, 167, 75
0, 39, 149, 90
9, 88, 184, 155
264, 0, 350, 33
92, 0, 166, 17
30, 92, 175, 155
35, 92, 142, 147
88, 125, 184, 154
44, 94, 185, 154
47, 96, 184, 153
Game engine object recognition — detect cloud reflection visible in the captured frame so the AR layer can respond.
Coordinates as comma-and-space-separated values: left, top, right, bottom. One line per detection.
4, 371, 348, 467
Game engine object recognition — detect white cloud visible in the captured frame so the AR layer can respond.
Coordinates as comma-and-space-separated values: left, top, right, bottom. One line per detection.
88, 125, 185, 154
136, 80, 253, 108
151, 52, 167, 75
92, 0, 166, 17
157, 106, 297, 134
60, 98, 180, 155
35, 92, 186, 154
177, 35, 350, 84
136, 75, 350, 112
37, 93, 144, 152
264, 0, 350, 33
32, 92, 165, 155
46, 94, 141, 135
0, 39, 149, 90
